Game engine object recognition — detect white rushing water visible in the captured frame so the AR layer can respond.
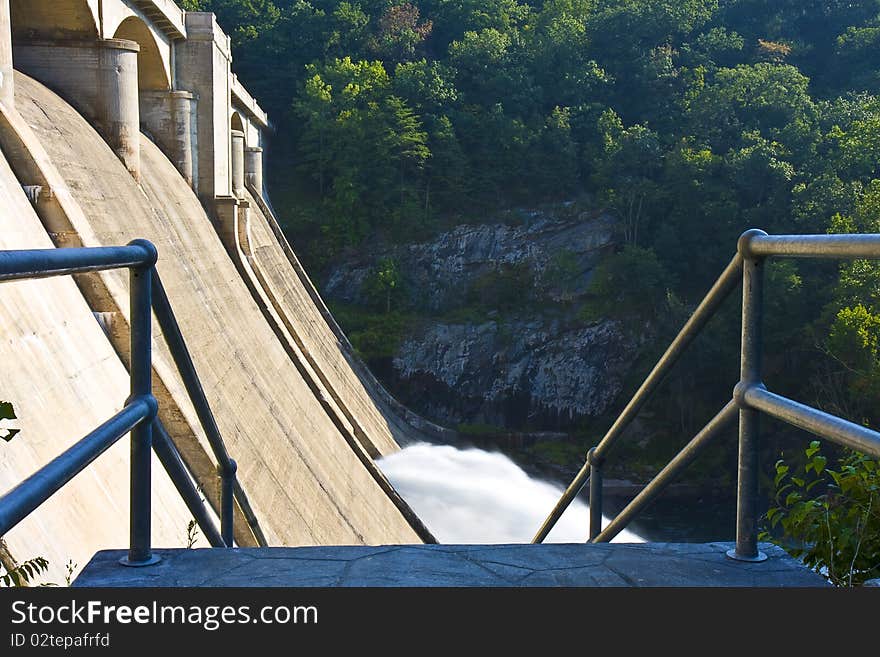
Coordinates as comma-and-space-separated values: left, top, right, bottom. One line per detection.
378, 443, 644, 544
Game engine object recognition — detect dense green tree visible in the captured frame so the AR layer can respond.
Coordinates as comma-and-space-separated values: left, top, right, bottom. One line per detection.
586, 244, 672, 318
679, 26, 744, 68
834, 26, 880, 94
592, 109, 663, 246
530, 106, 580, 198
527, 3, 607, 110
419, 0, 533, 52
447, 28, 530, 110
368, 2, 433, 64
293, 57, 429, 243
684, 63, 816, 152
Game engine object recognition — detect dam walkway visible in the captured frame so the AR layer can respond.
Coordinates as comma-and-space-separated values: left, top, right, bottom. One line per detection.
73, 543, 827, 587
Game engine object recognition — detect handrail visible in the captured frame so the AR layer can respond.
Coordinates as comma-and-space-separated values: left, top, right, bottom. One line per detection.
532, 252, 744, 543
746, 233, 880, 259
593, 401, 738, 543
0, 244, 155, 281
742, 386, 880, 457
0, 399, 155, 537
534, 229, 880, 562
0, 241, 245, 566
150, 269, 268, 547
151, 421, 224, 547
151, 268, 266, 546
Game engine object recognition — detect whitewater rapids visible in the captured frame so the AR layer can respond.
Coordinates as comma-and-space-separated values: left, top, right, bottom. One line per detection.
378, 443, 644, 544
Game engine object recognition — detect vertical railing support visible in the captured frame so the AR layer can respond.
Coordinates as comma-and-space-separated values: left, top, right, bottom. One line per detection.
121, 239, 160, 567
729, 229, 768, 562
220, 460, 237, 547
588, 448, 603, 541
150, 268, 238, 546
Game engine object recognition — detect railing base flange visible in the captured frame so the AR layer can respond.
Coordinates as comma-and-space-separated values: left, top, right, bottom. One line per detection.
725, 548, 767, 563
119, 554, 162, 568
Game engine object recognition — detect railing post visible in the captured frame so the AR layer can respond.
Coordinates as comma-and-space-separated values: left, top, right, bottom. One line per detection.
221, 459, 237, 547
150, 268, 244, 547
587, 448, 603, 541
122, 240, 160, 567
729, 230, 768, 562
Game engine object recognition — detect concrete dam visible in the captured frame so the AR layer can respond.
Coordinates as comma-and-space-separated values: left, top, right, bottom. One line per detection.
0, 0, 438, 584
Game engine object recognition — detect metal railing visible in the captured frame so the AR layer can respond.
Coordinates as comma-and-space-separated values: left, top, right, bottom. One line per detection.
0, 241, 251, 566
534, 229, 880, 562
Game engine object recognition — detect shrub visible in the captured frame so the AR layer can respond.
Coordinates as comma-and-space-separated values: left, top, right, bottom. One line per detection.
762, 441, 880, 586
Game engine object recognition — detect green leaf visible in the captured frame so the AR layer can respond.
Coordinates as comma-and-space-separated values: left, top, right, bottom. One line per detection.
806, 479, 824, 493
1, 429, 20, 443
774, 464, 789, 487
776, 482, 793, 500
1, 401, 20, 442
0, 556, 49, 588
0, 401, 16, 420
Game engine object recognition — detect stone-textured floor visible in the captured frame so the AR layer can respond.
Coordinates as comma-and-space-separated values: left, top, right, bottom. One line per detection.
74, 542, 828, 587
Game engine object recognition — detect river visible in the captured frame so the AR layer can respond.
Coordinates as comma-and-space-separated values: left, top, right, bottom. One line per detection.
379, 442, 722, 544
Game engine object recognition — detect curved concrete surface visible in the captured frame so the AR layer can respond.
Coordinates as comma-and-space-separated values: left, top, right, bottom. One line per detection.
241, 196, 399, 457
0, 144, 198, 585
244, 187, 459, 448
228, 197, 433, 539
11, 72, 427, 546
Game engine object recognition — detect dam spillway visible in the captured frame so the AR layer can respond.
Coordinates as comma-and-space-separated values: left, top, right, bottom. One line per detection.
0, 0, 437, 583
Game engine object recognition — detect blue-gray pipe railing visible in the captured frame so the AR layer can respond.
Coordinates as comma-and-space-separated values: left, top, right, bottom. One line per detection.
0, 240, 246, 566
534, 230, 880, 563
149, 269, 239, 547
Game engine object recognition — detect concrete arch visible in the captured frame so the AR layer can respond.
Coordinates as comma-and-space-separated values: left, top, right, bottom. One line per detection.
231, 108, 265, 196
113, 16, 169, 91
231, 111, 246, 144
231, 111, 246, 197
10, 0, 99, 40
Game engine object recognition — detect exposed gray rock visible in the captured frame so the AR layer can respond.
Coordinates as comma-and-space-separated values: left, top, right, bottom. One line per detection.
322, 206, 637, 430
324, 208, 615, 311
391, 317, 639, 428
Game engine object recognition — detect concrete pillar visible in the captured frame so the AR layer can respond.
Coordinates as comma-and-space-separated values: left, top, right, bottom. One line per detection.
0, 0, 13, 110
231, 129, 245, 198
98, 39, 140, 179
245, 146, 263, 197
175, 13, 233, 203
140, 90, 196, 188
13, 38, 141, 178
237, 199, 251, 253
171, 91, 196, 189
214, 196, 239, 251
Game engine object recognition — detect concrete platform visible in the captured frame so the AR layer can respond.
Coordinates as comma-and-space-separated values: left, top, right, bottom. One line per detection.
73, 543, 829, 587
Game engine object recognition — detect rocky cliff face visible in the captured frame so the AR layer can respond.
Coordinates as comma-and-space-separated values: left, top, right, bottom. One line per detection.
324, 207, 616, 311
323, 206, 645, 431
391, 318, 637, 428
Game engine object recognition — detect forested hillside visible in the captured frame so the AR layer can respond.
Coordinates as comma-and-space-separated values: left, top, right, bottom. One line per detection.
183, 0, 880, 432
183, 1, 880, 580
